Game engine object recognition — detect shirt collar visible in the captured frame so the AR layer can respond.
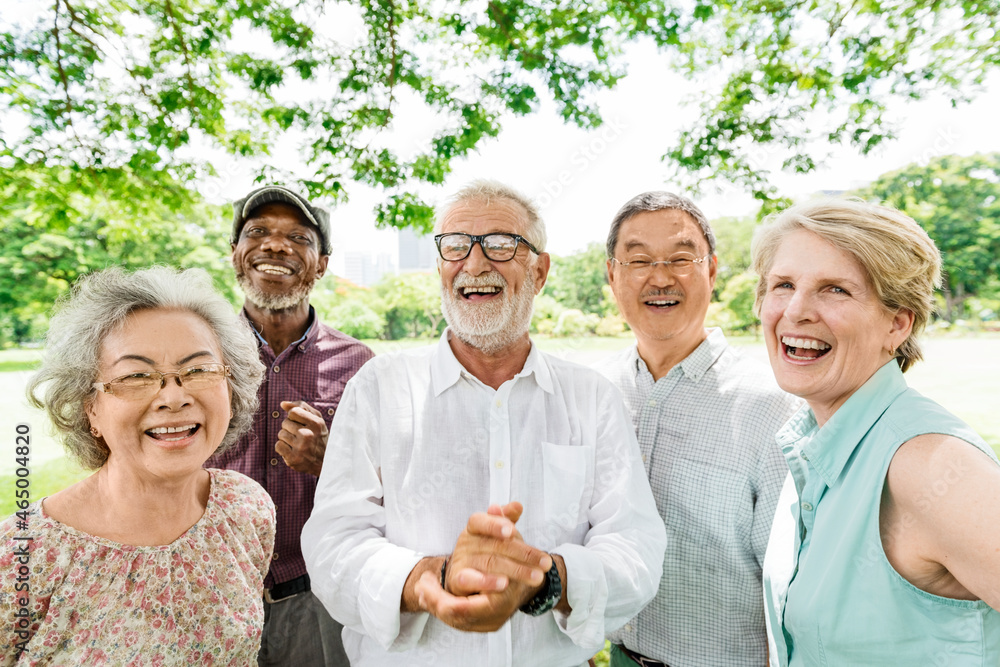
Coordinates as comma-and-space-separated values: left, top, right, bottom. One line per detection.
630, 327, 728, 384
430, 328, 553, 396
241, 306, 318, 351
780, 360, 909, 488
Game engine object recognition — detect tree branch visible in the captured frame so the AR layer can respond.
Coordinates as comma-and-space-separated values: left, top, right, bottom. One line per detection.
384, 0, 397, 127
52, 0, 73, 119
61, 0, 104, 56
162, 0, 198, 110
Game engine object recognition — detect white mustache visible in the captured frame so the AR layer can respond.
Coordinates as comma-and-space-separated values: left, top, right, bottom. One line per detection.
453, 271, 507, 292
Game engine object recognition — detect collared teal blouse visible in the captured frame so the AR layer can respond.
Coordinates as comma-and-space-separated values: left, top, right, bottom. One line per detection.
763, 361, 1000, 666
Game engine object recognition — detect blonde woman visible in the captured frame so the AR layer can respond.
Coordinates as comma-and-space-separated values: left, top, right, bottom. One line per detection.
754, 199, 1000, 666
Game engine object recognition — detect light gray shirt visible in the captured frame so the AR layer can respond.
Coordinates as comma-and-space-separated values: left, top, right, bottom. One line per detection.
597, 329, 802, 667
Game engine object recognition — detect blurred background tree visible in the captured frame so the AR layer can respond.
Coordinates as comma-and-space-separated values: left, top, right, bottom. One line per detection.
854, 152, 1000, 323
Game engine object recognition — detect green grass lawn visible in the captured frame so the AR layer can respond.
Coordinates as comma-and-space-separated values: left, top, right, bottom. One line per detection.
0, 348, 42, 373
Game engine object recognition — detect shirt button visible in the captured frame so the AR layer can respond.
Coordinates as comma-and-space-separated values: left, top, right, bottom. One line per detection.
801, 453, 810, 462
271, 411, 280, 419
625, 624, 633, 632
327, 408, 335, 416
801, 502, 814, 512
647, 399, 657, 407
495, 399, 502, 407
272, 553, 279, 561
273, 365, 280, 373
298, 345, 305, 351
642, 455, 648, 463
495, 460, 504, 469
270, 458, 278, 466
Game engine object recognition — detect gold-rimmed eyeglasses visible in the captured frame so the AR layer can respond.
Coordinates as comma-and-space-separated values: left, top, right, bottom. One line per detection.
611, 253, 712, 278
92, 363, 231, 400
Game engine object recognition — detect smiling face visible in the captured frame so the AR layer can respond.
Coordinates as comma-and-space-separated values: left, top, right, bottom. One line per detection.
231, 202, 329, 311
760, 228, 913, 424
607, 208, 717, 364
86, 308, 232, 480
437, 197, 549, 355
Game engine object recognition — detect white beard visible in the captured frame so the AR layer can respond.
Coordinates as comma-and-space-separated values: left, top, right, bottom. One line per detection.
441, 269, 537, 356
235, 270, 318, 311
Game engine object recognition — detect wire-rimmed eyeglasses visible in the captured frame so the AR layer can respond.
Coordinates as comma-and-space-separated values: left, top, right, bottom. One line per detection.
92, 363, 231, 400
434, 232, 540, 262
611, 253, 712, 277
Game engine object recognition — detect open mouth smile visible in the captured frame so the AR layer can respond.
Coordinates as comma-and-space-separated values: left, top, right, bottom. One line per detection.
254, 262, 293, 276
644, 298, 679, 309
145, 423, 201, 442
459, 285, 503, 301
782, 336, 832, 361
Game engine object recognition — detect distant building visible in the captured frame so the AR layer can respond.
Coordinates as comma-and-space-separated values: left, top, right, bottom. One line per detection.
343, 251, 395, 287
398, 227, 437, 272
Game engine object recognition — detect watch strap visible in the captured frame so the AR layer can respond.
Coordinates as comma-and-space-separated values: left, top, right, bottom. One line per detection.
519, 558, 561, 616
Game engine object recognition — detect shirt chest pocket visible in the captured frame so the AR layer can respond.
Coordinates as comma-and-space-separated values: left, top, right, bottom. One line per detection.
541, 442, 595, 536
308, 399, 339, 429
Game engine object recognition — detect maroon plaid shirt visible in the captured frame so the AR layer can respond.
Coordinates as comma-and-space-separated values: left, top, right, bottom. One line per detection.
209, 308, 374, 587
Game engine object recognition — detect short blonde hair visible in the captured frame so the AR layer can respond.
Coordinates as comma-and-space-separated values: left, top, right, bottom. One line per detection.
435, 179, 547, 252
751, 198, 941, 372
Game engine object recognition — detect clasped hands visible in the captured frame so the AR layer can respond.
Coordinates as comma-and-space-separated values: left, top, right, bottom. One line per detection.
406, 501, 557, 633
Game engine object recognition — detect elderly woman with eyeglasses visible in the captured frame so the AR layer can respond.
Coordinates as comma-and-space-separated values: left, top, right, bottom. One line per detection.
754, 200, 1000, 666
0, 267, 273, 665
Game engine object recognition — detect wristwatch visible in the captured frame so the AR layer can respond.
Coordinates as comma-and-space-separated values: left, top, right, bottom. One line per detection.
519, 558, 561, 616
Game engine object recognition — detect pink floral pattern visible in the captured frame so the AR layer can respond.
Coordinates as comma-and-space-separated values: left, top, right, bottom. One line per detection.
0, 469, 275, 666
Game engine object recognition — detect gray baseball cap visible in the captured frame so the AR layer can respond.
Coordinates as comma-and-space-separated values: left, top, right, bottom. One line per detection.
231, 185, 332, 255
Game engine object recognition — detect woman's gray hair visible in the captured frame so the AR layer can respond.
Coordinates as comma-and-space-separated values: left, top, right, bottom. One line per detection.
606, 191, 716, 259
27, 266, 265, 470
435, 179, 547, 252
751, 198, 942, 373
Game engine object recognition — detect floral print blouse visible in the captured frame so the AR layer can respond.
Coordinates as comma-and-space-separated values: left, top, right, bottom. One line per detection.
0, 469, 275, 666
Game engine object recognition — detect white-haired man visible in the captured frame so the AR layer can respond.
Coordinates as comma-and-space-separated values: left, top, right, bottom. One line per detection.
302, 181, 665, 667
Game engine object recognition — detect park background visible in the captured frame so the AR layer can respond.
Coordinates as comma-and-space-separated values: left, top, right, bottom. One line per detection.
2, 5, 999, 663
2, 2, 999, 514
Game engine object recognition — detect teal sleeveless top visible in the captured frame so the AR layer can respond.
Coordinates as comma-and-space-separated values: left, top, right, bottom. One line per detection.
763, 361, 1000, 666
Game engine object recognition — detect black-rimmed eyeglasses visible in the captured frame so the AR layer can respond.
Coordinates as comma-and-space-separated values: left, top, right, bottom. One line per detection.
434, 233, 541, 262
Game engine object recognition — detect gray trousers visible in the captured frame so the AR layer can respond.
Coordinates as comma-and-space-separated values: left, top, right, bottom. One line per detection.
258, 590, 350, 667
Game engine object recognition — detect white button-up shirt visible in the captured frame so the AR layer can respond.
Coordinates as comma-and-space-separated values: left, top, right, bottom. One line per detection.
302, 332, 665, 667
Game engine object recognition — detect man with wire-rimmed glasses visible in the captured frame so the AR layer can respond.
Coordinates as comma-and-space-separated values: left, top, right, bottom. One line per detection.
303, 180, 665, 667
597, 192, 801, 667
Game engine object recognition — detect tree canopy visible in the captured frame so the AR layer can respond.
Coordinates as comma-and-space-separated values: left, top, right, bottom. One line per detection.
3, 0, 997, 226
856, 152, 1000, 321
0, 159, 234, 344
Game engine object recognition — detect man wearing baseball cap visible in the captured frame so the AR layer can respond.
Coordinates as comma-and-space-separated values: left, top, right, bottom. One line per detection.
209, 185, 374, 666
